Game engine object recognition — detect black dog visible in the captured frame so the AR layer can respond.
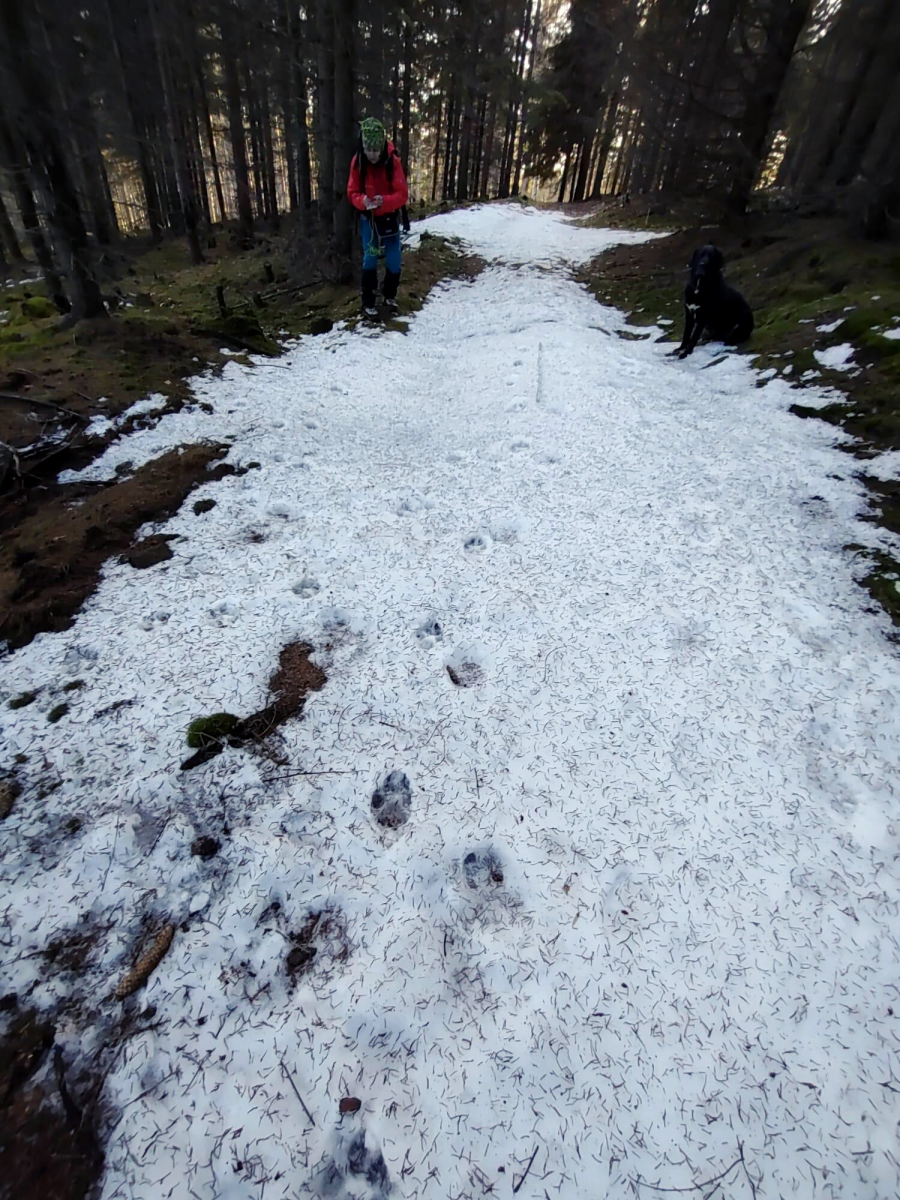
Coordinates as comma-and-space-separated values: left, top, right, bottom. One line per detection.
675, 245, 753, 359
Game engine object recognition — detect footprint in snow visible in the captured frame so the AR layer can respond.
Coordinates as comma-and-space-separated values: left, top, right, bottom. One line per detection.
510, 438, 530, 451
292, 576, 321, 598
371, 771, 412, 829
489, 516, 523, 544
415, 616, 443, 648
464, 532, 489, 553
463, 845, 505, 889
320, 605, 353, 632
396, 494, 435, 517
316, 1124, 390, 1199
209, 599, 239, 626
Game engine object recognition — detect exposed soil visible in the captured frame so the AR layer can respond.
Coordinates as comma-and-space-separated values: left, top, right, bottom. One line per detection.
180, 640, 327, 770
0, 444, 245, 651
0, 1008, 103, 1200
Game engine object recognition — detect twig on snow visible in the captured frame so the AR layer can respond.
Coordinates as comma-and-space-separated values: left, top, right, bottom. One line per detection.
513, 1144, 539, 1194
280, 1058, 316, 1127
636, 1146, 748, 1195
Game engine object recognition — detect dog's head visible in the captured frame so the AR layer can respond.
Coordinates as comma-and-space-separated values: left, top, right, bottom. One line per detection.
689, 245, 725, 289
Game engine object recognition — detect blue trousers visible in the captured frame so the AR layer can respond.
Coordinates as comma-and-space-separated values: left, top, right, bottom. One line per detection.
361, 216, 402, 273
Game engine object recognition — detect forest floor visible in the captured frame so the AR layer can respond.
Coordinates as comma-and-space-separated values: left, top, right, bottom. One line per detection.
0, 223, 482, 651
2, 203, 900, 1200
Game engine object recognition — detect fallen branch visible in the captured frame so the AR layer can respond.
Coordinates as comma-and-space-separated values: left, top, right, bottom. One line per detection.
0, 391, 89, 423
261, 277, 323, 302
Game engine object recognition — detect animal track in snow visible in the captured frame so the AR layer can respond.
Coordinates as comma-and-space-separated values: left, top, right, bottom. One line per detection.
510, 438, 531, 451
139, 610, 171, 631
292, 576, 321, 598
209, 599, 240, 626
396, 493, 435, 517
445, 642, 488, 687
463, 845, 505, 889
415, 616, 444, 648
371, 771, 412, 829
316, 1124, 391, 1199
266, 500, 296, 520
463, 533, 489, 553
320, 605, 352, 631
489, 516, 523, 544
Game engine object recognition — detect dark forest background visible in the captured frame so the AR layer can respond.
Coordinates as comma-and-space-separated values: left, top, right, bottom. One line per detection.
0, 0, 897, 318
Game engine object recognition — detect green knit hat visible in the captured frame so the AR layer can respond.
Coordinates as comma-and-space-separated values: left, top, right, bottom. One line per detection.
360, 118, 386, 153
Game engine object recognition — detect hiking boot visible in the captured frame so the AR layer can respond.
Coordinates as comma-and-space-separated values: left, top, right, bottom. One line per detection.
382, 297, 399, 315
362, 304, 379, 319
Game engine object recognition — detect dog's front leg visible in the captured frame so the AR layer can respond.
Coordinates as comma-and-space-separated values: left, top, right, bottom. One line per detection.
674, 304, 694, 356
679, 308, 705, 358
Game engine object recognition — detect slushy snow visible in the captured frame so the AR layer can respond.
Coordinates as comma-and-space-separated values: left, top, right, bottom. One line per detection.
2, 205, 900, 1200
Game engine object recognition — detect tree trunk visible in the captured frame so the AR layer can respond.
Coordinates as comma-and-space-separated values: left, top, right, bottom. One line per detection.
220, 12, 254, 245
288, 3, 313, 227
571, 132, 594, 202
332, 0, 355, 272
557, 147, 571, 203
260, 85, 280, 226
512, 0, 541, 197
0, 184, 24, 261
728, 0, 814, 210
828, 4, 900, 186
0, 6, 103, 318
151, 0, 204, 263
441, 83, 456, 201
457, 92, 473, 201
430, 94, 443, 202
244, 61, 265, 217
197, 59, 226, 222
104, 0, 162, 241
400, 19, 413, 170
314, 0, 336, 231
590, 90, 619, 198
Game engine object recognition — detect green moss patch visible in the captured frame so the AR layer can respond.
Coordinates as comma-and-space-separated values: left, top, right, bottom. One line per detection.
186, 712, 240, 749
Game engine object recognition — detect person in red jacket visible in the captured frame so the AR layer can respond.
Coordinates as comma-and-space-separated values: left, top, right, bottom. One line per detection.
347, 118, 409, 318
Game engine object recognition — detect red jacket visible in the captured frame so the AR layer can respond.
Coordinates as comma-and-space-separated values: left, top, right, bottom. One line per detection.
347, 142, 409, 215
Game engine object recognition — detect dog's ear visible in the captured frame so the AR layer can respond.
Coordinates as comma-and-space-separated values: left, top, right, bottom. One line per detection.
713, 247, 725, 270
689, 249, 700, 270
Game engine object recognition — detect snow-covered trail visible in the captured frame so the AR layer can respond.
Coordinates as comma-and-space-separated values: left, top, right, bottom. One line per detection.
3, 206, 900, 1199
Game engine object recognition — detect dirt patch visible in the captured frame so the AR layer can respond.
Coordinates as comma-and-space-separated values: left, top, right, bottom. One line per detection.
285, 908, 351, 985
0, 1009, 103, 1200
180, 640, 327, 770
123, 534, 177, 569
0, 443, 241, 651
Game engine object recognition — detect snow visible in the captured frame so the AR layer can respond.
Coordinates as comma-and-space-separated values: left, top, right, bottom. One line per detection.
814, 343, 856, 371
861, 450, 900, 482
880, 328, 900, 341
3, 204, 900, 1200
817, 318, 845, 333
59, 393, 171, 482
417, 203, 663, 265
